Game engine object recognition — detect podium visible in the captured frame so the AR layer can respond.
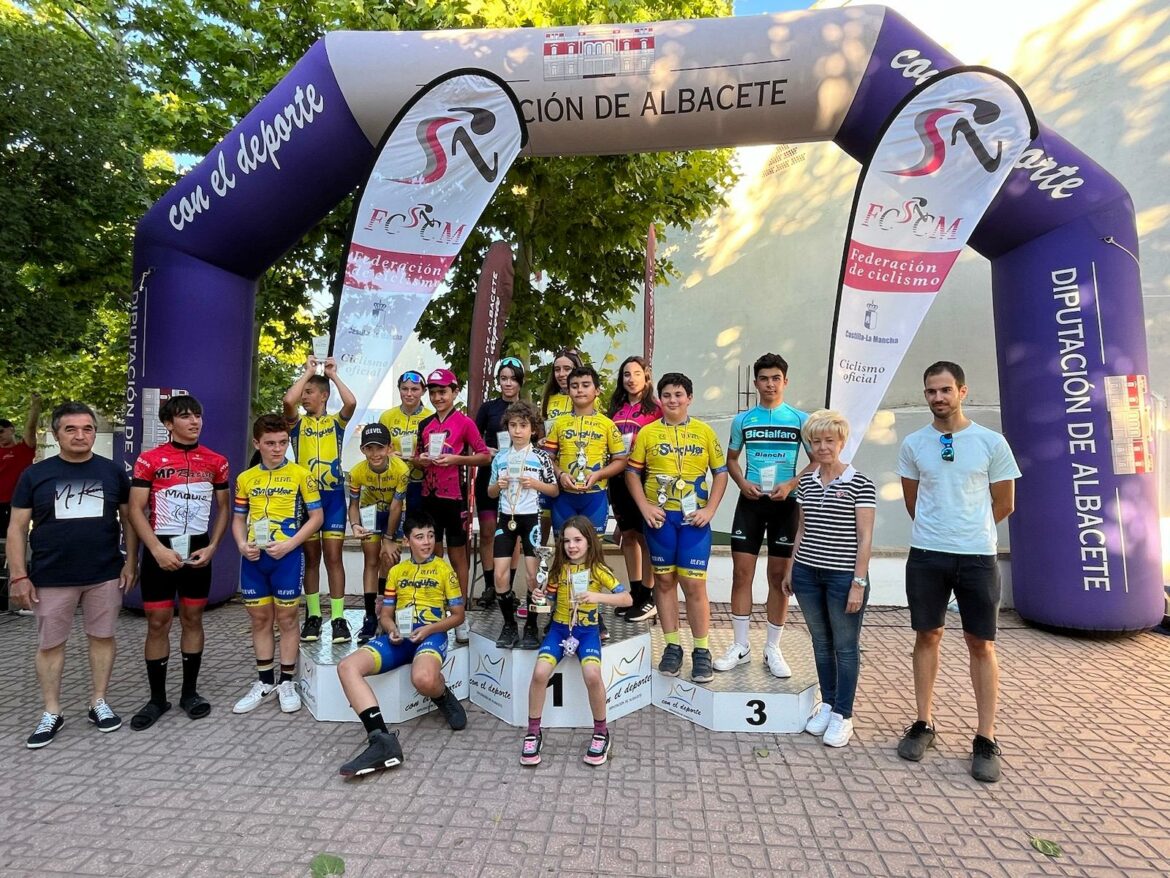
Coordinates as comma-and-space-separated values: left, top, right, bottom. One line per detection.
468, 608, 653, 728
297, 610, 470, 722
652, 628, 819, 733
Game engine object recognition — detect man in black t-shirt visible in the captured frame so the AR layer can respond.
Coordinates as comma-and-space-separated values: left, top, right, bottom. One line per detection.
6, 402, 138, 749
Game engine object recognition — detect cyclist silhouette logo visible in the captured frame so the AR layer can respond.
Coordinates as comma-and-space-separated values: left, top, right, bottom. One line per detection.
890, 98, 1004, 177
395, 106, 501, 185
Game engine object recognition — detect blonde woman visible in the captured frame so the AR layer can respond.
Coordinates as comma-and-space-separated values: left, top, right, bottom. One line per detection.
783, 410, 875, 747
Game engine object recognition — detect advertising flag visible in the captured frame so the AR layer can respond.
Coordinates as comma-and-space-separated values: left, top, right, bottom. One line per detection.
467, 241, 516, 415
332, 70, 526, 432
828, 68, 1036, 460
644, 223, 657, 368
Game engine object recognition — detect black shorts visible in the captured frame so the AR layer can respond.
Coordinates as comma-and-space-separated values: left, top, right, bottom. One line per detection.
730, 495, 798, 557
474, 468, 498, 516
0, 502, 10, 535
608, 476, 643, 534
421, 495, 469, 548
139, 533, 213, 610
905, 548, 1001, 641
492, 513, 541, 558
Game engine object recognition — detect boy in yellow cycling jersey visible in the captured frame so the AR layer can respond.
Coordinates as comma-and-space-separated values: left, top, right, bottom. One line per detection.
347, 423, 408, 643
231, 414, 323, 715
284, 356, 357, 644
336, 512, 467, 777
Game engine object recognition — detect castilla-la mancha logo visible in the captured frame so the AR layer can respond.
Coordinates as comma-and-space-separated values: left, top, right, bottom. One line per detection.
889, 98, 1005, 177
394, 106, 501, 185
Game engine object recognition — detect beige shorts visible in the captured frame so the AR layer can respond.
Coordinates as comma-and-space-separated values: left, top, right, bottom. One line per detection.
33, 579, 123, 650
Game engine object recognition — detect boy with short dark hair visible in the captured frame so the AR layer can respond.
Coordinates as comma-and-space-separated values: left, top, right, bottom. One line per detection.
126, 395, 231, 729
231, 414, 323, 715
336, 512, 467, 777
347, 423, 408, 643
283, 355, 357, 644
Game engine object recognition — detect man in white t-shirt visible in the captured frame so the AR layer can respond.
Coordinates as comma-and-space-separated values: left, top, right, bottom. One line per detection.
895, 361, 1020, 783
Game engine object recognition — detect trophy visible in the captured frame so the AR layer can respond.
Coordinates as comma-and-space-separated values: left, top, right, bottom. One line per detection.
497, 430, 511, 451
654, 474, 673, 507
252, 516, 271, 548
759, 464, 777, 494
506, 456, 524, 530
428, 432, 447, 458
311, 335, 330, 373
531, 547, 553, 614
574, 441, 588, 488
399, 433, 416, 458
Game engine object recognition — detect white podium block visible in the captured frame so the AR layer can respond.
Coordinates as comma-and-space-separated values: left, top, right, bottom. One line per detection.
467, 610, 653, 728
297, 610, 469, 722
652, 629, 818, 733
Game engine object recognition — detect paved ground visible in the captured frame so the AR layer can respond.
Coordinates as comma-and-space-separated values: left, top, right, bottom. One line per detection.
2, 599, 1169, 877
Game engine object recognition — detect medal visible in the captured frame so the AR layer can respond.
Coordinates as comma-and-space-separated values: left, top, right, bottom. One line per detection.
561, 635, 580, 656
507, 518, 517, 532
675, 478, 687, 491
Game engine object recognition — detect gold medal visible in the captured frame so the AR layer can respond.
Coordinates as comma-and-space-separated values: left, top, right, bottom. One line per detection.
676, 478, 687, 491
508, 518, 517, 532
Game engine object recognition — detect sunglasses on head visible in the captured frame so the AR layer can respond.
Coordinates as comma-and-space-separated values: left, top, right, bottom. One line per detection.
399, 371, 425, 385
940, 432, 954, 462
499, 357, 523, 370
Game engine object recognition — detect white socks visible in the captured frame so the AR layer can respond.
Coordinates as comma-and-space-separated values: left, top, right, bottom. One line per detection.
766, 622, 784, 651
731, 614, 750, 648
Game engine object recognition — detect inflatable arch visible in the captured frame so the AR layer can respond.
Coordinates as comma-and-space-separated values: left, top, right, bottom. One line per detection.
129, 6, 1161, 632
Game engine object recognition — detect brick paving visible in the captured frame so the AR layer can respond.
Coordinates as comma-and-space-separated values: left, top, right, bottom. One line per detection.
2, 601, 1169, 877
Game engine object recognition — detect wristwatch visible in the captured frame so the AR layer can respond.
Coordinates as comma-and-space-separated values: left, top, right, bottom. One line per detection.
851, 576, 868, 588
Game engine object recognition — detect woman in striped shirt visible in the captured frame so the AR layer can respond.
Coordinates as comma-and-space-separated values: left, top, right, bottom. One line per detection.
783, 409, 875, 748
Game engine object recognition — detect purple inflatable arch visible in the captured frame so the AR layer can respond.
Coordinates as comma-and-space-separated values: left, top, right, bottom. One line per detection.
128, 7, 1160, 631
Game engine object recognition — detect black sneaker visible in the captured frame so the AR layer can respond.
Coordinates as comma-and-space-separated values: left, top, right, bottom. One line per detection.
357, 614, 378, 644
583, 731, 612, 766
520, 731, 542, 766
495, 620, 519, 649
614, 604, 629, 619
475, 590, 498, 610
897, 720, 937, 762
971, 735, 1002, 783
431, 687, 467, 731
331, 616, 352, 643
658, 643, 684, 676
339, 729, 403, 777
627, 596, 657, 623
88, 698, 122, 732
518, 617, 541, 650
300, 615, 322, 642
690, 648, 714, 683
27, 712, 64, 749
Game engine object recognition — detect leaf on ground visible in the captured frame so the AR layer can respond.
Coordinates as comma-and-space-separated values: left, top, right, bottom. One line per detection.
1029, 837, 1062, 858
754, 747, 770, 758
310, 853, 346, 877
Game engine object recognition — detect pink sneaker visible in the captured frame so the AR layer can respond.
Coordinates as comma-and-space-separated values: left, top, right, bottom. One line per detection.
582, 732, 611, 766
520, 732, 542, 766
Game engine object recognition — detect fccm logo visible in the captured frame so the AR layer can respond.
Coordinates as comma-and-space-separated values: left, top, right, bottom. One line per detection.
890, 98, 1004, 177
362, 203, 467, 245
394, 106, 501, 185
472, 654, 506, 687
660, 682, 703, 718
860, 196, 961, 241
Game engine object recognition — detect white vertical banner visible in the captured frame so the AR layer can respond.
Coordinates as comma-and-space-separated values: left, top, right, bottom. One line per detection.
332, 70, 527, 433
828, 68, 1036, 461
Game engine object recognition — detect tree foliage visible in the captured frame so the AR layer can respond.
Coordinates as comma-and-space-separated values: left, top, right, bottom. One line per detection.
2, 0, 736, 421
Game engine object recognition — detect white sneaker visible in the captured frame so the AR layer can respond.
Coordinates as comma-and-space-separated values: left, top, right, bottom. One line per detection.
455, 620, 471, 643
233, 681, 274, 714
804, 703, 833, 736
713, 642, 750, 671
763, 646, 792, 678
823, 713, 854, 747
277, 680, 302, 713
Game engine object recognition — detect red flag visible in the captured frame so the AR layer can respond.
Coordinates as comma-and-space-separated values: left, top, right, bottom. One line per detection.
467, 241, 516, 416
644, 223, 656, 368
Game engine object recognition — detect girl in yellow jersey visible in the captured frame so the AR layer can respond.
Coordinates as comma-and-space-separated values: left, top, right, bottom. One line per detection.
521, 517, 631, 767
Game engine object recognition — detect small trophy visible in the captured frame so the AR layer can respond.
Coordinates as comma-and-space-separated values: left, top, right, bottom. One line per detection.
531, 546, 553, 613
359, 504, 378, 533
506, 456, 524, 530
170, 534, 191, 561
399, 433, 416, 458
759, 464, 777, 494
575, 442, 588, 488
621, 432, 633, 453
311, 335, 330, 373
654, 475, 673, 507
252, 517, 271, 548
497, 430, 511, 451
428, 432, 447, 459
395, 605, 414, 638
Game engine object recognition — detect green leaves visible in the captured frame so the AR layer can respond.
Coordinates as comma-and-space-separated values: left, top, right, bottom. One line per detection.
309, 853, 346, 877
1029, 837, 1062, 858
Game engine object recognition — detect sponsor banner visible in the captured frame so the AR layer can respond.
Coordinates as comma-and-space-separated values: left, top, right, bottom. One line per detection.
829, 67, 1036, 461
333, 70, 526, 435
644, 223, 656, 367
467, 241, 516, 415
